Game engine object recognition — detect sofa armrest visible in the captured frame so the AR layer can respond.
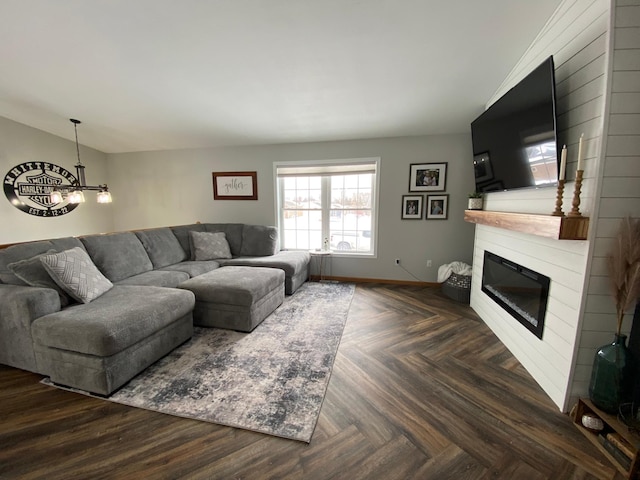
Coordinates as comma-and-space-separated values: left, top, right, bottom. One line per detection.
0, 284, 61, 373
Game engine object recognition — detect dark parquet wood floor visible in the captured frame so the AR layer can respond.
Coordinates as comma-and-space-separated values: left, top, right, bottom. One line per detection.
0, 284, 621, 479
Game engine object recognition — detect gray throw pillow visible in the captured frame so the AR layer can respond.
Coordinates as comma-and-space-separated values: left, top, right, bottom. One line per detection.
8, 250, 72, 307
190, 231, 232, 261
40, 247, 113, 304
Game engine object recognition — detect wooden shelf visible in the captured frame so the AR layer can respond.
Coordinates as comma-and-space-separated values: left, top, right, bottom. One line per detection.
464, 210, 589, 240
571, 398, 640, 479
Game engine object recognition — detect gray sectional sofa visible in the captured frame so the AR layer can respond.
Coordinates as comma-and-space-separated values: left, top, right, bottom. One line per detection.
0, 223, 310, 395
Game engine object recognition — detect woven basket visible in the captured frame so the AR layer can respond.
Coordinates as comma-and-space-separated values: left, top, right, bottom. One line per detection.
442, 273, 471, 303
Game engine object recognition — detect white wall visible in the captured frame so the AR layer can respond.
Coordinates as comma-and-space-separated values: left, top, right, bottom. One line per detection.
572, 0, 640, 402
0, 117, 114, 244
107, 134, 476, 282
470, 0, 611, 411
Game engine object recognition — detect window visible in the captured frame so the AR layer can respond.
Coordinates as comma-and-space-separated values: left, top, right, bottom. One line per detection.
525, 139, 557, 185
276, 159, 379, 255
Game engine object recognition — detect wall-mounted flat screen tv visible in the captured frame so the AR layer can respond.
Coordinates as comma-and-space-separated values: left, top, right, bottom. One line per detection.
471, 56, 558, 193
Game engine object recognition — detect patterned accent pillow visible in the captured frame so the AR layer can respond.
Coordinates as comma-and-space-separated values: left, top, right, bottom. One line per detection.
40, 247, 113, 304
8, 250, 73, 307
190, 231, 232, 261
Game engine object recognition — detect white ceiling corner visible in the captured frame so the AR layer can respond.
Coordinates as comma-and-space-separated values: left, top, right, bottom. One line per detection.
0, 0, 563, 153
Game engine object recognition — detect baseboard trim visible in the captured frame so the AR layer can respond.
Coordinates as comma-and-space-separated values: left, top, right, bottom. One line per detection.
309, 275, 439, 287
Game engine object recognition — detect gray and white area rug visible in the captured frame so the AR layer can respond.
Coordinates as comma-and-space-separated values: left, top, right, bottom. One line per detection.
42, 281, 355, 443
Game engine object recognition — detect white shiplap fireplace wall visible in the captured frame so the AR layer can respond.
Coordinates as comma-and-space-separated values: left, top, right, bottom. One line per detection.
470, 0, 613, 412
574, 0, 640, 404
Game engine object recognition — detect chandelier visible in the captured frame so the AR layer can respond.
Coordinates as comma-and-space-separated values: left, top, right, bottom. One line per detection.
50, 119, 112, 204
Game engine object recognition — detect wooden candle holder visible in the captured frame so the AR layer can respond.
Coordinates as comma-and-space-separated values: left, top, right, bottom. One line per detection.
568, 170, 584, 218
552, 179, 566, 216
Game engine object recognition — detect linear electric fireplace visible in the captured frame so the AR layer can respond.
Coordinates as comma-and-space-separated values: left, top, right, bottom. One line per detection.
481, 251, 550, 339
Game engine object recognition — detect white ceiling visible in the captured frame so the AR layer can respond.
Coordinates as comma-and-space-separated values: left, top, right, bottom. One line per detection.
0, 0, 562, 154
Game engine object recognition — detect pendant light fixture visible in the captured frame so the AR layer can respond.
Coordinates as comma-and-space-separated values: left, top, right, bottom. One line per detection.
50, 119, 112, 204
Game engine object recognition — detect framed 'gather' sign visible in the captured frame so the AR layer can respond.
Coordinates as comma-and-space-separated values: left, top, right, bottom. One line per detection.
212, 171, 258, 200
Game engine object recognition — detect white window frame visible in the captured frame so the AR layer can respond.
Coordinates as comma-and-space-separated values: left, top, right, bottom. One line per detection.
274, 157, 380, 257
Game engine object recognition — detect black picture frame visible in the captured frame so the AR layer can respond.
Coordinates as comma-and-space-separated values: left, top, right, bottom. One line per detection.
473, 152, 493, 183
426, 194, 448, 220
409, 163, 447, 192
401, 195, 423, 219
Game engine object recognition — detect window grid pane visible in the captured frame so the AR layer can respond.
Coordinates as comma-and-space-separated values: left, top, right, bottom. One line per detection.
279, 169, 375, 254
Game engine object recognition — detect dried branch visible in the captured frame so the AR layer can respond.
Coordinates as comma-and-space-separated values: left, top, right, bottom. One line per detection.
607, 216, 640, 335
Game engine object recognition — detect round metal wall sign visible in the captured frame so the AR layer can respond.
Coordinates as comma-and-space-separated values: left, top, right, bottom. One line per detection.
4, 162, 80, 217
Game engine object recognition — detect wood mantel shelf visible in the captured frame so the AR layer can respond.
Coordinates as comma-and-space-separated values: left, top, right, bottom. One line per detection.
464, 210, 589, 240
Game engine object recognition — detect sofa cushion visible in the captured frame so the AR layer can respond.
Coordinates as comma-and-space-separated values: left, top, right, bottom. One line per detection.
170, 224, 206, 260
135, 227, 187, 269
0, 237, 86, 286
159, 260, 220, 278
8, 250, 72, 307
190, 231, 232, 261
204, 223, 244, 256
0, 240, 55, 285
49, 237, 86, 253
219, 250, 310, 277
81, 232, 153, 282
41, 247, 113, 304
115, 270, 190, 287
31, 285, 195, 357
240, 225, 280, 256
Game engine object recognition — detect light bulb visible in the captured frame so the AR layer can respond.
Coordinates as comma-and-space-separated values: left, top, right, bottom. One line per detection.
68, 190, 85, 204
50, 189, 63, 203
97, 190, 112, 204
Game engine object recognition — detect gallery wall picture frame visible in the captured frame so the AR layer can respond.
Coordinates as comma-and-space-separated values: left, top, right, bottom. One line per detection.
409, 162, 447, 192
426, 194, 449, 220
480, 180, 504, 192
212, 171, 258, 200
473, 152, 493, 183
401, 195, 424, 219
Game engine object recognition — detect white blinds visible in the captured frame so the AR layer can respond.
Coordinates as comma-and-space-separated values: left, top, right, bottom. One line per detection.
276, 160, 376, 177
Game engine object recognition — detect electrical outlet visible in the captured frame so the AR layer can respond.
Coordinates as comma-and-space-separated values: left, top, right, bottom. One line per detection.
427, 260, 432, 267
395, 258, 400, 265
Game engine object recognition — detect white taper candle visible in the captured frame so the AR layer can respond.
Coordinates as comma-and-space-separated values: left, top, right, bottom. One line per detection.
577, 133, 584, 171
559, 145, 567, 180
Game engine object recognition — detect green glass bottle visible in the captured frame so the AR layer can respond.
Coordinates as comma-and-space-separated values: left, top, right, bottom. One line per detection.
588, 333, 632, 414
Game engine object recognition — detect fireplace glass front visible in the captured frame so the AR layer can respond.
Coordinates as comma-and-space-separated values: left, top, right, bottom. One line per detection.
481, 251, 550, 339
